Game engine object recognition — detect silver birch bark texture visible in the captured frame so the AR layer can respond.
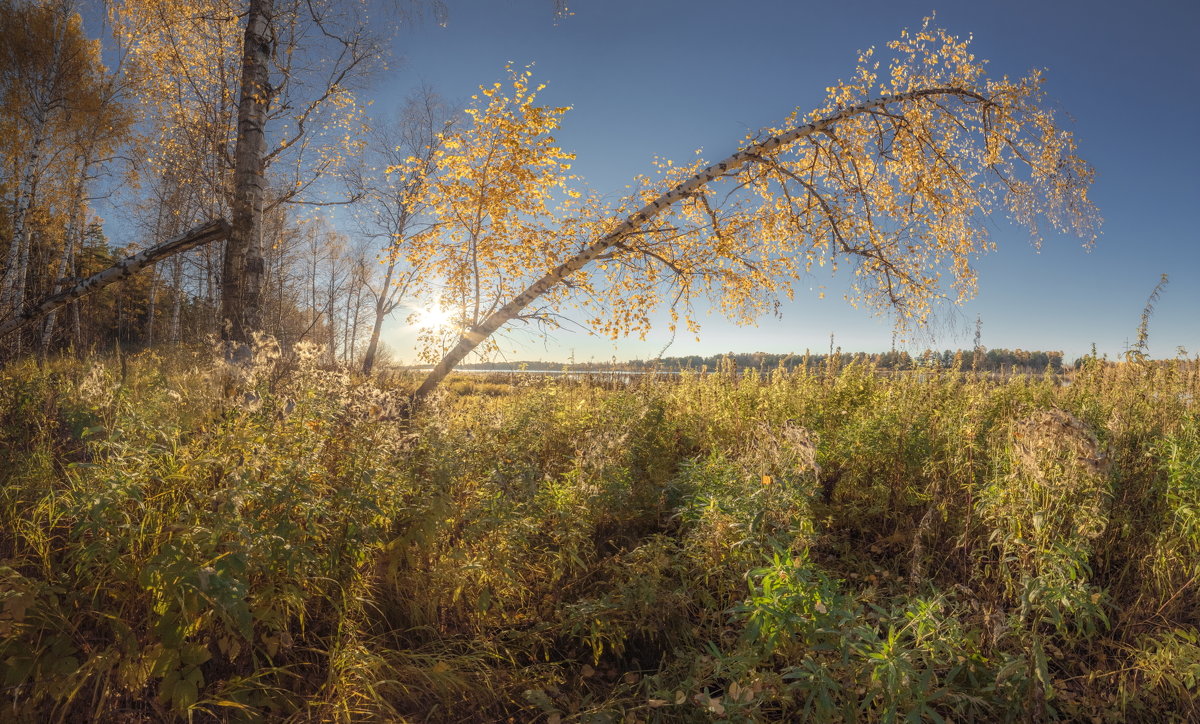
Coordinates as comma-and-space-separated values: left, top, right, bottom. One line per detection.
0, 220, 231, 339
412, 87, 984, 402
220, 0, 273, 345
1, 106, 49, 314
2, 2, 71, 317
168, 255, 183, 344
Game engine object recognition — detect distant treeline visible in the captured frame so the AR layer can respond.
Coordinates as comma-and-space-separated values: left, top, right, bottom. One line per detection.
455, 348, 1070, 373
635, 349, 1067, 372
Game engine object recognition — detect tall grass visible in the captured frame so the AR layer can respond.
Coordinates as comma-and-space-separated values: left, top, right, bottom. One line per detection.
1, 346, 1197, 721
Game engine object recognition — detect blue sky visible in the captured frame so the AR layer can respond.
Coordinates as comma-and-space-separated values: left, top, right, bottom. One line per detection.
367, 0, 1200, 364
88, 1, 1200, 364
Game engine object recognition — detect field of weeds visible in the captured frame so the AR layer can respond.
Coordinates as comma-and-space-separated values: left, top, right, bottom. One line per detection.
1, 347, 1198, 722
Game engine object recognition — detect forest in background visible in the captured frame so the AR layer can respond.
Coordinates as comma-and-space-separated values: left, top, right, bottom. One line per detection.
0, 0, 422, 369
450, 348, 1071, 374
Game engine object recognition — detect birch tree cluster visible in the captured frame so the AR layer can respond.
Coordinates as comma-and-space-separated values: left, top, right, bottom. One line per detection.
0, 0, 130, 352
0, 0, 392, 362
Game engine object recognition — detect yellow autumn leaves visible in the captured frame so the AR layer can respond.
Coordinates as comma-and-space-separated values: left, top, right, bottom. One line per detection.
400, 18, 1098, 364
392, 64, 585, 360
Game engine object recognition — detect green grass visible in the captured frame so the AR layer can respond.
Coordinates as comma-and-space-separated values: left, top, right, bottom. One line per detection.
1, 346, 1197, 722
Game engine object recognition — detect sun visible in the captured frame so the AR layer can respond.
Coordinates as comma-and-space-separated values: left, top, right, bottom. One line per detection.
414, 306, 452, 330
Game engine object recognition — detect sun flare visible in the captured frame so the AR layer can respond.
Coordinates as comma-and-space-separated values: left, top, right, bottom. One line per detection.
414, 306, 452, 330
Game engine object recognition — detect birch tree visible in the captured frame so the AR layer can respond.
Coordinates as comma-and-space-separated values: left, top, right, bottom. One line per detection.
218, 0, 272, 343
112, 0, 380, 345
345, 87, 453, 374
406, 66, 579, 364
0, 0, 109, 326
411, 20, 1100, 401
39, 72, 133, 352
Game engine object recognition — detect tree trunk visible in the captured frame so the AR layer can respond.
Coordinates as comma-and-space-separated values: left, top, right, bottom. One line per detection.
361, 299, 387, 375
1, 220, 230, 339
144, 270, 159, 347
69, 246, 81, 350
412, 87, 982, 403
169, 254, 183, 344
220, 0, 274, 345
326, 258, 338, 365
2, 105, 49, 318
41, 150, 92, 352
360, 250, 399, 375
347, 286, 356, 363
3, 3, 71, 330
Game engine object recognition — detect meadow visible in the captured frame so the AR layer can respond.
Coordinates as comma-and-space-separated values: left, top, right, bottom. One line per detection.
1, 345, 1197, 722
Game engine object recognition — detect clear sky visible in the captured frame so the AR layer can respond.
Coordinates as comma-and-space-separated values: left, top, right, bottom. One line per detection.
89, 0, 1200, 364
365, 0, 1200, 365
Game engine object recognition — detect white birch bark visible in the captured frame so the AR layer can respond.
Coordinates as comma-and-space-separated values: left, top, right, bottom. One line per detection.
220, 0, 274, 344
40, 149, 92, 351
360, 256, 406, 374
168, 254, 183, 344
2, 105, 50, 314
144, 270, 159, 347
412, 87, 984, 402
2, 3, 71, 319
0, 220, 231, 339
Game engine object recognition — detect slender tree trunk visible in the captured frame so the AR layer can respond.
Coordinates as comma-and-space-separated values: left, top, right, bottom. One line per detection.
361, 257, 400, 375
361, 301, 387, 374
205, 246, 216, 334
69, 244, 81, 350
326, 259, 337, 365
145, 271, 159, 347
40, 151, 91, 352
169, 254, 183, 344
308, 244, 319, 340
357, 250, 391, 374
274, 250, 285, 344
2, 106, 49, 318
220, 0, 273, 345
348, 284, 358, 363
3, 1, 71, 328
412, 87, 983, 403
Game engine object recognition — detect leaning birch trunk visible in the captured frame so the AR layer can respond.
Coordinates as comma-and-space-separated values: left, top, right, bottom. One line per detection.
412, 87, 984, 403
220, 0, 273, 345
0, 220, 231, 340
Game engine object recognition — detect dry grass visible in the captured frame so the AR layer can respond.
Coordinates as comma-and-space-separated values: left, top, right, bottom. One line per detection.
1, 347, 1197, 721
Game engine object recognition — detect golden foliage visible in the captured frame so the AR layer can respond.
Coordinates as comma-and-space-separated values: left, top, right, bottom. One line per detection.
399, 64, 580, 360
406, 18, 1100, 366
583, 18, 1099, 341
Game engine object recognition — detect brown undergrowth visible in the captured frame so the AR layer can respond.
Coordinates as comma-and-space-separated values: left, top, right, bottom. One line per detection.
1, 346, 1197, 721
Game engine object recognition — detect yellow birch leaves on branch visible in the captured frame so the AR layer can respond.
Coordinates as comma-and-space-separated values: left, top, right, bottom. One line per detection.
405, 18, 1100, 364
398, 64, 579, 361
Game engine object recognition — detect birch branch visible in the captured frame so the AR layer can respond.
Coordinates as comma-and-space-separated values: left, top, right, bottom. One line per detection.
411, 87, 986, 402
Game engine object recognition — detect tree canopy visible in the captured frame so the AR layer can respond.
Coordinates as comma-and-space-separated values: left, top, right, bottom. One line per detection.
409, 19, 1100, 399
